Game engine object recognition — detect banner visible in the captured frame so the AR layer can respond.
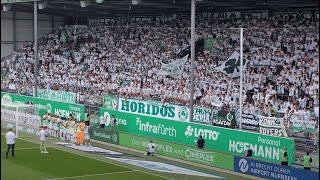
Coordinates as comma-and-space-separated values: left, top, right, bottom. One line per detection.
240, 113, 259, 127
1, 109, 41, 127
1, 121, 38, 135
1, 92, 85, 120
119, 133, 233, 170
103, 95, 118, 110
157, 55, 189, 78
213, 51, 246, 78
37, 89, 76, 103
291, 120, 317, 134
234, 156, 319, 180
259, 116, 287, 137
192, 107, 212, 124
99, 108, 295, 164
1, 109, 41, 136
118, 98, 216, 123
204, 38, 215, 50
90, 127, 119, 145
211, 109, 236, 129
118, 98, 190, 122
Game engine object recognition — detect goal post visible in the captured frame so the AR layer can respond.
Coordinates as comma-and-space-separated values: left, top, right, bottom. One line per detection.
1, 101, 40, 138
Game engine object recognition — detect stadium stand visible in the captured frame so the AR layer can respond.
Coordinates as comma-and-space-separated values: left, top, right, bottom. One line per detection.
1, 10, 319, 163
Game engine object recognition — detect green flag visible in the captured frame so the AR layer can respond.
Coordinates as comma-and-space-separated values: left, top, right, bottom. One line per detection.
204, 38, 215, 50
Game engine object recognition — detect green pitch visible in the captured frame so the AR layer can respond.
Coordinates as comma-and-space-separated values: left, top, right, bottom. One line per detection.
1, 135, 167, 180
1, 134, 252, 180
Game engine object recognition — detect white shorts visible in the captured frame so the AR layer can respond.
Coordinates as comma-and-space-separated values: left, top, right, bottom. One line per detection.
85, 135, 90, 140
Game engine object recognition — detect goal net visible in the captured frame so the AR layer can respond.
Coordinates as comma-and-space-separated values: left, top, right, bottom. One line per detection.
1, 101, 41, 138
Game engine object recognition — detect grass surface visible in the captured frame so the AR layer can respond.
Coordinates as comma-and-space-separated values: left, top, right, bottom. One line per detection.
1, 133, 253, 180
1, 135, 165, 180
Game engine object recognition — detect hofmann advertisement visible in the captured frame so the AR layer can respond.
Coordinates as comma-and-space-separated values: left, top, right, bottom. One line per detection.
234, 156, 319, 180
99, 108, 295, 164
119, 133, 234, 170
1, 92, 85, 120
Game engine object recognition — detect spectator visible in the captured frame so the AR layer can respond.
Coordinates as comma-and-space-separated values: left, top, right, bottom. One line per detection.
197, 135, 205, 149
280, 147, 288, 166
111, 115, 117, 133
39, 127, 49, 154
5, 128, 16, 159
99, 115, 106, 128
303, 152, 313, 170
146, 140, 157, 156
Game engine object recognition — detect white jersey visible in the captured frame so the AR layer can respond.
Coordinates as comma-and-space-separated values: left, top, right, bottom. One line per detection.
100, 116, 106, 125
147, 143, 156, 153
68, 126, 75, 135
84, 126, 90, 140
48, 122, 53, 130
60, 126, 66, 134
6, 131, 16, 145
54, 123, 59, 131
39, 129, 46, 141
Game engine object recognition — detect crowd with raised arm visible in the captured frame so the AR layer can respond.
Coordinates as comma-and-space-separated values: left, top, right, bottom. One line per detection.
1, 12, 318, 125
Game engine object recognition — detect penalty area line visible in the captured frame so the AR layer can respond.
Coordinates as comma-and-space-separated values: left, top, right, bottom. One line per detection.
45, 170, 137, 180
1, 147, 40, 151
9, 135, 173, 180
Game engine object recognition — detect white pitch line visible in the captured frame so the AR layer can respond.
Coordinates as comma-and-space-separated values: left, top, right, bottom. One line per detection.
46, 170, 136, 180
1, 147, 40, 151
12, 136, 173, 180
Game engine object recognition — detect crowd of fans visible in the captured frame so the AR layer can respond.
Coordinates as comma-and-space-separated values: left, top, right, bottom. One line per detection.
1, 11, 319, 126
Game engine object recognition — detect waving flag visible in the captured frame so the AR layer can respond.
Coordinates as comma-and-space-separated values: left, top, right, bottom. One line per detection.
213, 51, 246, 78
157, 55, 189, 78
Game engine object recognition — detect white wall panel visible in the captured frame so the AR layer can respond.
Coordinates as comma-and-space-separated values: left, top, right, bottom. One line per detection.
16, 19, 33, 41
54, 16, 64, 21
54, 21, 64, 28
38, 14, 51, 21
1, 11, 13, 19
16, 42, 26, 50
16, 12, 33, 20
1, 19, 13, 41
1, 11, 64, 56
1, 44, 13, 58
38, 20, 51, 38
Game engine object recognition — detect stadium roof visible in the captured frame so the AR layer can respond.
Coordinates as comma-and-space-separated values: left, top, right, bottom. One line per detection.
4, 0, 319, 17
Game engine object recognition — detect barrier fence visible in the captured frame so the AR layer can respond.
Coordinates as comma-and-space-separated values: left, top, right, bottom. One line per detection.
1, 91, 318, 170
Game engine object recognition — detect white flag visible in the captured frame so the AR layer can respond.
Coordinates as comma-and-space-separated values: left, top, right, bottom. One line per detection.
213, 51, 246, 78
157, 55, 189, 78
